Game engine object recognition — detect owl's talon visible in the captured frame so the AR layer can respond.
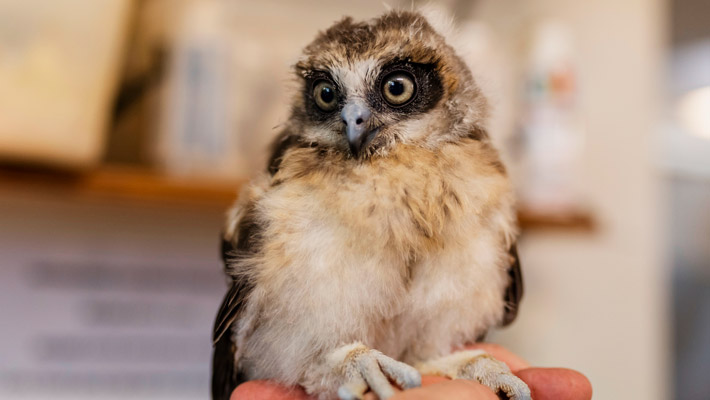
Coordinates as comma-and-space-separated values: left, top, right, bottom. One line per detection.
458, 354, 530, 400
336, 345, 421, 400
417, 350, 531, 400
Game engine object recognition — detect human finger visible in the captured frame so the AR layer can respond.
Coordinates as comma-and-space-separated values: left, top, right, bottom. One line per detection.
516, 367, 593, 400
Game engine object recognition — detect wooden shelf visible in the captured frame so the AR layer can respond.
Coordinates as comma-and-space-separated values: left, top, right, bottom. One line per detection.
0, 165, 243, 208
0, 166, 594, 230
517, 207, 596, 231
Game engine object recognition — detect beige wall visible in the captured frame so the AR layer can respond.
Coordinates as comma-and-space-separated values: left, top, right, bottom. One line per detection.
482, 0, 670, 399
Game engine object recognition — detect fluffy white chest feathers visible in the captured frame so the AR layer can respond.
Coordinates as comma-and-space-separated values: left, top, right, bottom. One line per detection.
223, 140, 516, 394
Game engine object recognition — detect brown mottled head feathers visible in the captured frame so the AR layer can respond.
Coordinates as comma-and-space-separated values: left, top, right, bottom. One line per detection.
286, 10, 489, 160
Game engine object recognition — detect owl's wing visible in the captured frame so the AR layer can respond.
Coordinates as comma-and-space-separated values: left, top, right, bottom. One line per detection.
213, 128, 300, 343
501, 243, 524, 326
211, 285, 240, 400
212, 238, 253, 343
212, 130, 296, 399
211, 207, 262, 399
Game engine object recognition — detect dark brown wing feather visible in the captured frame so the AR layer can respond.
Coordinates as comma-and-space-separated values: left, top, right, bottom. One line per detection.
212, 323, 238, 400
212, 275, 253, 344
212, 237, 250, 400
501, 243, 524, 326
267, 131, 300, 176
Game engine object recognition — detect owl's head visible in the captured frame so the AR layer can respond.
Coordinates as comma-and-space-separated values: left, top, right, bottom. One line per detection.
288, 10, 489, 159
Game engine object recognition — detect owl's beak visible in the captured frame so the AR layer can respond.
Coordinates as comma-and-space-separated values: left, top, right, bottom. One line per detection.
341, 101, 378, 156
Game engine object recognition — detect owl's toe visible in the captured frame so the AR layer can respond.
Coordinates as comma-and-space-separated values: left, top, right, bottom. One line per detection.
334, 344, 421, 400
458, 353, 530, 400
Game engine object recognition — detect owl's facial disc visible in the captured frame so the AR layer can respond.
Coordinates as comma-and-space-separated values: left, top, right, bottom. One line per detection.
341, 101, 379, 156
300, 60, 444, 158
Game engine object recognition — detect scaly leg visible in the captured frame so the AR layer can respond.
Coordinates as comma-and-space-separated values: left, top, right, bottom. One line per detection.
329, 342, 421, 400
417, 350, 531, 400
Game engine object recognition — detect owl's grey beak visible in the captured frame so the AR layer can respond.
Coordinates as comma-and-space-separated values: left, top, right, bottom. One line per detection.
341, 101, 378, 156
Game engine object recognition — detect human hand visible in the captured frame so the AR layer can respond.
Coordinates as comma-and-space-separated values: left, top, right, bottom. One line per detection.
231, 343, 592, 400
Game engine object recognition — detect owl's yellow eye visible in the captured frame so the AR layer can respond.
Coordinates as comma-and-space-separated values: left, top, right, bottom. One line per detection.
382, 73, 415, 106
313, 81, 337, 111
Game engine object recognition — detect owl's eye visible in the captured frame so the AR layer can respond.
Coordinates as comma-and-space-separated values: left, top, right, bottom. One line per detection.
382, 72, 416, 106
313, 80, 338, 111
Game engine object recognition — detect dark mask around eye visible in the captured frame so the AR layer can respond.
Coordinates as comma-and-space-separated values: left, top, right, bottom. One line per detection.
302, 71, 343, 122
371, 61, 443, 116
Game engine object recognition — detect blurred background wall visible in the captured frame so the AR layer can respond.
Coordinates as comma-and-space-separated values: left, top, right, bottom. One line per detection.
0, 0, 707, 399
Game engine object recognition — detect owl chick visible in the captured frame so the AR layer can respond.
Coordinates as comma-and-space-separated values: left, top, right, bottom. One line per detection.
212, 10, 529, 400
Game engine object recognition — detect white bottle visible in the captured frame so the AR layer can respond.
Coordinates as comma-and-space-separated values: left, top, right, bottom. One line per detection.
518, 22, 585, 212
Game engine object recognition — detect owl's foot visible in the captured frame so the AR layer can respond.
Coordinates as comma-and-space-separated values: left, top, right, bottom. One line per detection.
417, 349, 531, 400
330, 343, 421, 400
